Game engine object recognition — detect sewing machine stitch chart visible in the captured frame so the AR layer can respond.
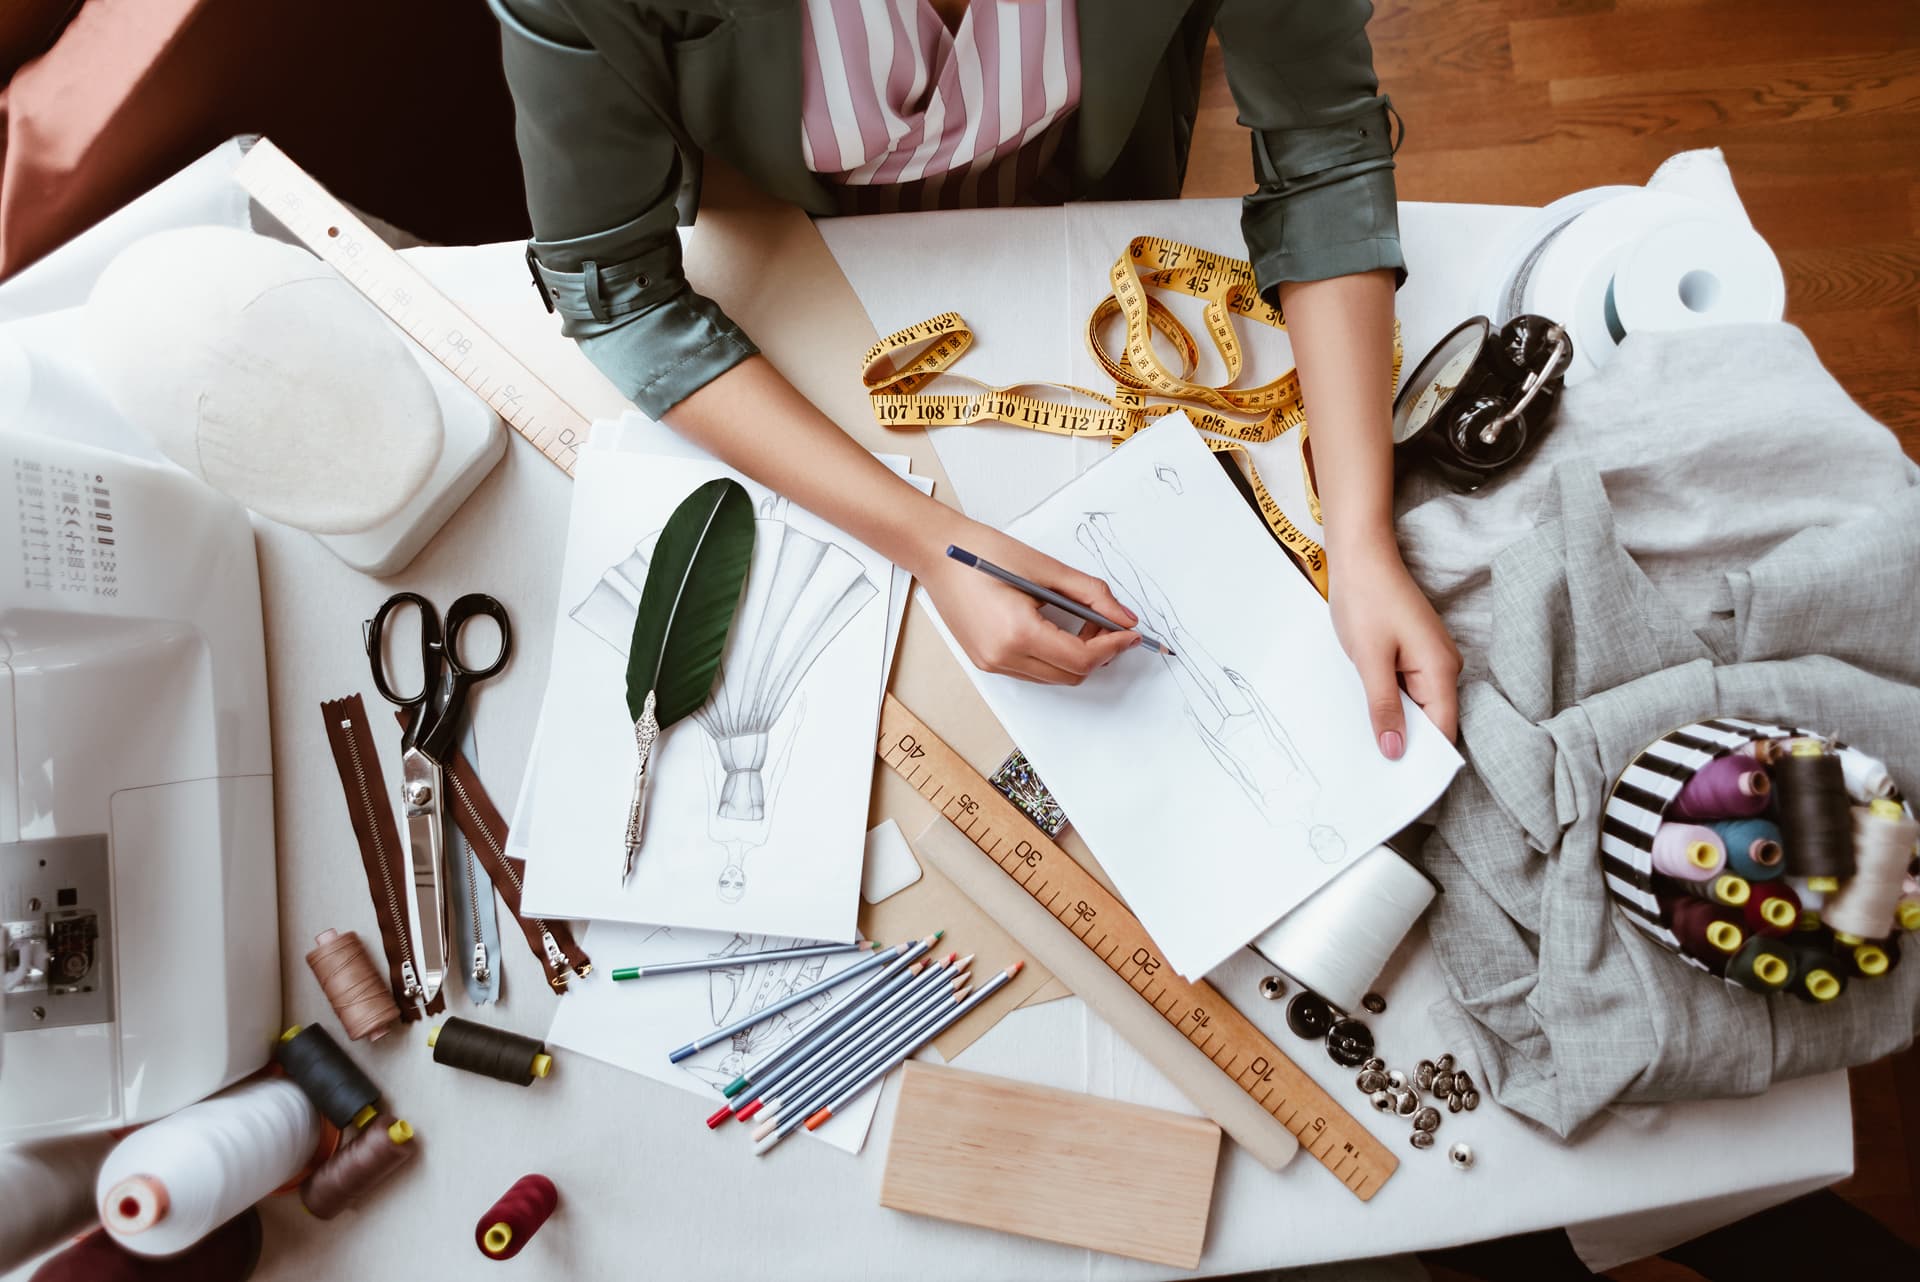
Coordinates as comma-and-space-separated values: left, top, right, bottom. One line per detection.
927, 414, 1462, 978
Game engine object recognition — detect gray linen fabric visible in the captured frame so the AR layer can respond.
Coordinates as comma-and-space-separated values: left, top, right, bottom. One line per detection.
1393, 323, 1920, 1139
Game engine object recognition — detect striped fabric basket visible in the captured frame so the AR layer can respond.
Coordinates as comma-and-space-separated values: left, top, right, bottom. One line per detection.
1601, 716, 1905, 974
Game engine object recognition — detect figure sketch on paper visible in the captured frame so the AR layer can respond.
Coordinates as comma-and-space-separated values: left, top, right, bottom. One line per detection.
570, 496, 879, 899
1076, 509, 1346, 862
642, 927, 845, 1092
702, 696, 804, 903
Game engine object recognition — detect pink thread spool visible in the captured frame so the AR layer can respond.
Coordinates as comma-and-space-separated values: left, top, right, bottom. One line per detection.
1651, 823, 1726, 881
1670, 755, 1771, 820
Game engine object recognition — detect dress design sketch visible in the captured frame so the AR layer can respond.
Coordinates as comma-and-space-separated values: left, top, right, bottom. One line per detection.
571, 497, 878, 899
1077, 510, 1346, 862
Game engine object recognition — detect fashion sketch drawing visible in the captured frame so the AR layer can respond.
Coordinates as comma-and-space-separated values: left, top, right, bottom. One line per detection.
570, 496, 879, 900
1076, 490, 1346, 862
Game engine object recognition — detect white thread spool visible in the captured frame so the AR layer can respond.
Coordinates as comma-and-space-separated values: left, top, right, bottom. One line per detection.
1834, 745, 1896, 802
97, 1077, 319, 1257
1824, 802, 1919, 939
1251, 845, 1438, 1012
0, 1132, 116, 1272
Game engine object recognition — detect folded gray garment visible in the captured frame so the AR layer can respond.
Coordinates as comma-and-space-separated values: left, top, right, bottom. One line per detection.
1396, 323, 1920, 1139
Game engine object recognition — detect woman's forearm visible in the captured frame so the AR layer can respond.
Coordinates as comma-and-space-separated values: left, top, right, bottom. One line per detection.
661, 354, 959, 576
1275, 269, 1399, 561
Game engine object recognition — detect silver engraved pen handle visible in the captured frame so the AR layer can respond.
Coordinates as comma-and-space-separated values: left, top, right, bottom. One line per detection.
623, 690, 661, 882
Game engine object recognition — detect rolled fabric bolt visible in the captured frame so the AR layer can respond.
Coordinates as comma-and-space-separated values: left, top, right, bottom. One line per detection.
1671, 754, 1771, 820
1709, 818, 1784, 882
1728, 937, 1794, 994
1788, 945, 1846, 1003
1834, 744, 1895, 801
1674, 873, 1750, 907
1651, 823, 1726, 881
1773, 742, 1855, 880
1670, 898, 1745, 970
1823, 800, 1919, 939
1742, 882, 1801, 939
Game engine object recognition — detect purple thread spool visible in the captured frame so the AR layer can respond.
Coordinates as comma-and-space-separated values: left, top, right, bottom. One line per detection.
1671, 755, 1772, 820
1651, 823, 1727, 881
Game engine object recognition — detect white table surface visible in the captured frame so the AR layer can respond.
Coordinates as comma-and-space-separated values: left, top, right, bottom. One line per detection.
4, 180, 1853, 1280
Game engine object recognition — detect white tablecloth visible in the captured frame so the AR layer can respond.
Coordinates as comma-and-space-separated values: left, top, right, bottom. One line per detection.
3, 173, 1851, 1280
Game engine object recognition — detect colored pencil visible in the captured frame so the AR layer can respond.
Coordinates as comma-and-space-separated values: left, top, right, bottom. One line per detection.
738, 956, 964, 1126
613, 940, 871, 980
802, 963, 1023, 1134
945, 545, 1174, 655
721, 932, 939, 1098
668, 941, 899, 1063
756, 983, 971, 1152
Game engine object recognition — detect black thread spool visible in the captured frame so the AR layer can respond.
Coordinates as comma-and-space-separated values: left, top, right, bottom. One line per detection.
275, 1024, 380, 1129
429, 1017, 553, 1087
1773, 743, 1856, 882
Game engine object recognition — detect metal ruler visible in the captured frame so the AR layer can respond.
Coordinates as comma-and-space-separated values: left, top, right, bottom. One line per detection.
233, 139, 589, 476
875, 694, 1397, 1200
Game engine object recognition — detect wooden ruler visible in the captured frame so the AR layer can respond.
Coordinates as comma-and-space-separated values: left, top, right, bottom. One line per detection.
233, 138, 590, 476
876, 694, 1397, 1200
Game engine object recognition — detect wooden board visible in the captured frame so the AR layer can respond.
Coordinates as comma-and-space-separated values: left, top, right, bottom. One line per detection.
880, 1062, 1222, 1269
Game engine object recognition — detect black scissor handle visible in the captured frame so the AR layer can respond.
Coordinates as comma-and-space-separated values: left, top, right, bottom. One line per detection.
365, 591, 443, 708
443, 593, 513, 681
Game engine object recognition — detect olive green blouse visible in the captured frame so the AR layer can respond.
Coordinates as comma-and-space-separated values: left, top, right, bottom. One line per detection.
491, 0, 1404, 418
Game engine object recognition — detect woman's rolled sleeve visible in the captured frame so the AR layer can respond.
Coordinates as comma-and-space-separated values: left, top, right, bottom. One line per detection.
1215, 0, 1406, 302
494, 0, 756, 416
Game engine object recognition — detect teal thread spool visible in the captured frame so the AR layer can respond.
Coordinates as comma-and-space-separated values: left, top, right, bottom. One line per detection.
1711, 818, 1785, 882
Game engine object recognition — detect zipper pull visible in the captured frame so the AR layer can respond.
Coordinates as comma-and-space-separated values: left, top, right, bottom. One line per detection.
541, 930, 576, 989
399, 958, 424, 1001
472, 942, 492, 985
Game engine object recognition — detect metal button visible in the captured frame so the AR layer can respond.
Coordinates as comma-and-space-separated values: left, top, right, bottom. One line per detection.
1414, 1060, 1436, 1091
1454, 1070, 1474, 1095
1386, 1069, 1408, 1090
1362, 1056, 1387, 1073
1463, 1089, 1481, 1111
1356, 1069, 1388, 1094
1435, 1053, 1455, 1073
1370, 1090, 1394, 1113
1286, 992, 1333, 1040
1447, 1091, 1465, 1113
1432, 1071, 1456, 1096
1324, 1017, 1375, 1067
1259, 974, 1287, 1001
1361, 992, 1387, 1014
1393, 1090, 1418, 1117
1413, 1106, 1441, 1132
1410, 1130, 1435, 1150
1449, 1142, 1475, 1170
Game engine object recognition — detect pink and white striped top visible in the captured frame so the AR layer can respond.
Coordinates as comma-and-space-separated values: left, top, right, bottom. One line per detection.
800, 0, 1082, 212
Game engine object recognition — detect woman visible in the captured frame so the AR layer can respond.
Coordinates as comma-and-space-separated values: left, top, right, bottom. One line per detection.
489, 0, 1459, 755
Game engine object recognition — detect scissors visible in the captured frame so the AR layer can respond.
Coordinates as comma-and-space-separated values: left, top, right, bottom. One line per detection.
364, 591, 512, 1006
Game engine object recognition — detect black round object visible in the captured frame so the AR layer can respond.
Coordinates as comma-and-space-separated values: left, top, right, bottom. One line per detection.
1285, 992, 1334, 1040
275, 1024, 379, 1128
1392, 313, 1571, 488
1325, 1017, 1376, 1068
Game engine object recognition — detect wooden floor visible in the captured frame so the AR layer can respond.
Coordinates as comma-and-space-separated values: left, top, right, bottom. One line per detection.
1185, 3, 1920, 1276
1181, 0, 1920, 457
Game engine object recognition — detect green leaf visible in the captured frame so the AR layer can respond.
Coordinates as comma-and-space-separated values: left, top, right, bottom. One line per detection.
626, 478, 755, 727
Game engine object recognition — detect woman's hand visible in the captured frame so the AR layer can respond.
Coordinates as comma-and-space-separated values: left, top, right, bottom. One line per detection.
916, 517, 1142, 685
1329, 538, 1461, 757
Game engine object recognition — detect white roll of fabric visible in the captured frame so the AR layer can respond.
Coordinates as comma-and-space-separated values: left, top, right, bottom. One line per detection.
1480, 148, 1785, 384
1250, 844, 1438, 1012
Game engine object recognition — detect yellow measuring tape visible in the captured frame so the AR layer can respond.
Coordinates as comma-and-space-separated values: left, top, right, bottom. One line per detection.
860, 237, 1403, 597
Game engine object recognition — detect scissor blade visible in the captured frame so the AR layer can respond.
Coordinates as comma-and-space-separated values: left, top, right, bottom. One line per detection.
400, 748, 449, 1006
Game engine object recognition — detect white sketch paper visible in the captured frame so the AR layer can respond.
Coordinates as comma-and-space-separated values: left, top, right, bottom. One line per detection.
519, 449, 891, 941
546, 921, 886, 1154
924, 414, 1462, 978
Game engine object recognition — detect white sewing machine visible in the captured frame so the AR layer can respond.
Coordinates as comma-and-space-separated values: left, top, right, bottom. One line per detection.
0, 427, 278, 1141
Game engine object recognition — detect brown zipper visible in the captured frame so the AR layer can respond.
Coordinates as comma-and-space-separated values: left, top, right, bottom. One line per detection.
320, 694, 444, 1020
396, 708, 591, 993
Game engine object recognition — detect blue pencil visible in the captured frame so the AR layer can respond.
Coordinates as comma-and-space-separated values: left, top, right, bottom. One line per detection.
667, 942, 895, 1063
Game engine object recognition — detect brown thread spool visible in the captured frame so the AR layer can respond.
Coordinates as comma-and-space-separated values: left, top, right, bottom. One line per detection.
306, 930, 400, 1042
299, 1115, 416, 1220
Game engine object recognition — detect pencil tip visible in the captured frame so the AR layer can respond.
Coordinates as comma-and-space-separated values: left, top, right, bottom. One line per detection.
931, 930, 946, 944
1009, 960, 1025, 976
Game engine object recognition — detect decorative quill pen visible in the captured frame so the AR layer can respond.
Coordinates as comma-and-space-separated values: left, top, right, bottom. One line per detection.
623, 477, 756, 882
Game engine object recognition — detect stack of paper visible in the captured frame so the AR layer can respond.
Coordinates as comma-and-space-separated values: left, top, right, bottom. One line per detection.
513, 415, 922, 1151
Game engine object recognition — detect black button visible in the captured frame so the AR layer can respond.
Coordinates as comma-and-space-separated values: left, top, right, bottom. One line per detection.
1285, 992, 1334, 1040
1325, 1017, 1376, 1067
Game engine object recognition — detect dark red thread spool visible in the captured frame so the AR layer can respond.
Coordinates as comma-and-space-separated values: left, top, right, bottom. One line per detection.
31, 1209, 262, 1282
475, 1173, 557, 1261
